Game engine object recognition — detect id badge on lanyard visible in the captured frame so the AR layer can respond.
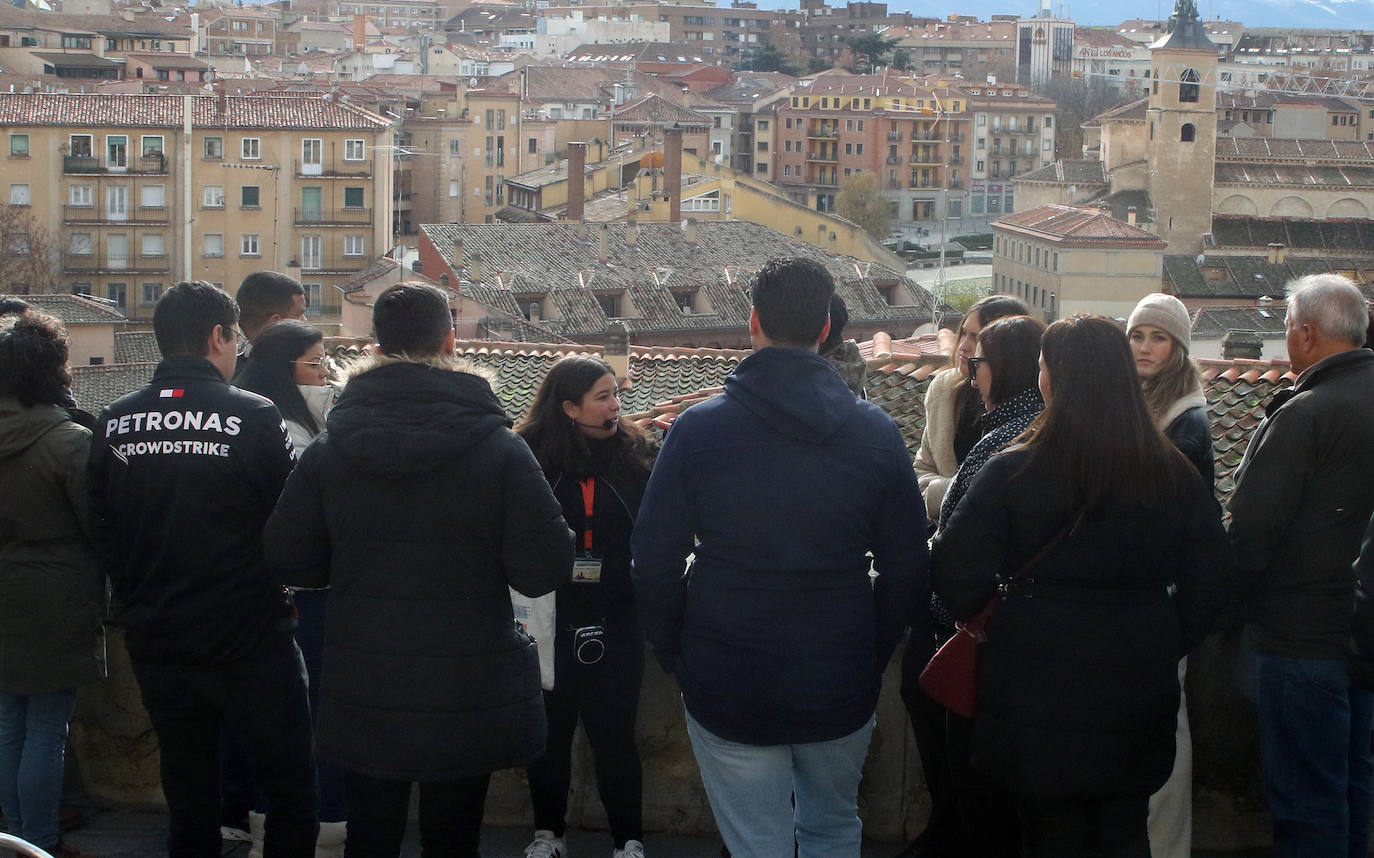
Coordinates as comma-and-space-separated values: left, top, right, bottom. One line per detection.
574, 477, 602, 583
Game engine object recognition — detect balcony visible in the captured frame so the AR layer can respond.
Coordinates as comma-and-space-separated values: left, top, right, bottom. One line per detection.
813, 174, 838, 187
910, 154, 941, 166
885, 155, 901, 165
63, 258, 171, 276
806, 128, 839, 139
63, 205, 171, 226
294, 255, 372, 275
807, 152, 838, 162
294, 207, 373, 226
294, 159, 373, 179
949, 132, 964, 142
887, 132, 902, 141
911, 131, 940, 141
63, 153, 168, 175
948, 180, 964, 189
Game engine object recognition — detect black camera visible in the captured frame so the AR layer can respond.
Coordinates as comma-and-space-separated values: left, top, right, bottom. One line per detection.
574, 625, 606, 665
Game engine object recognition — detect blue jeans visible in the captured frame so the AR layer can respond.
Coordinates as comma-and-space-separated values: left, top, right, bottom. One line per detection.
132, 634, 318, 858
684, 709, 875, 858
1253, 652, 1374, 858
0, 688, 78, 850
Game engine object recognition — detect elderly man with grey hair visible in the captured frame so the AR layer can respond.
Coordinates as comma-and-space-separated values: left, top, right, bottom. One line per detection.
1228, 272, 1374, 858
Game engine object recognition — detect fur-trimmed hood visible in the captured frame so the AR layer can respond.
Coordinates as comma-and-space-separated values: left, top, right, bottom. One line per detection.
1157, 384, 1207, 432
335, 349, 498, 387
325, 352, 510, 480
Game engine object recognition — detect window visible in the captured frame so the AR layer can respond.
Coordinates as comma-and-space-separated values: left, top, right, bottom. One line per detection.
9, 134, 27, 157
141, 234, 164, 257
203, 186, 225, 208
141, 282, 162, 306
783, 165, 792, 176
107, 283, 126, 308
241, 234, 261, 256
141, 136, 164, 156
449, 180, 459, 197
344, 235, 365, 256
241, 186, 260, 208
204, 137, 223, 159
71, 185, 93, 207
343, 187, 364, 208
344, 139, 366, 160
596, 293, 620, 317
757, 141, 768, 152
141, 185, 166, 208
70, 233, 93, 255
304, 283, 322, 310
72, 283, 92, 297
856, 144, 863, 155
528, 137, 538, 154
1181, 123, 1196, 142
977, 115, 987, 126
8, 184, 29, 206
204, 233, 224, 257
241, 137, 261, 160
1179, 69, 1200, 103
449, 139, 461, 156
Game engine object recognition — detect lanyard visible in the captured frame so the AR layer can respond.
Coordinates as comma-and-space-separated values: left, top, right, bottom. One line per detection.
580, 477, 596, 552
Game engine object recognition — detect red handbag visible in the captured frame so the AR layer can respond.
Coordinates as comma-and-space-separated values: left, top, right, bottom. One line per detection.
919, 512, 1082, 718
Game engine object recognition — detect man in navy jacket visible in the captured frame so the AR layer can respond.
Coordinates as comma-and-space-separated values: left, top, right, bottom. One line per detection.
632, 257, 927, 858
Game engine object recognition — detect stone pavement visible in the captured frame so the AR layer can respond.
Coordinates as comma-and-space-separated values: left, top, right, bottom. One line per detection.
35, 802, 1272, 858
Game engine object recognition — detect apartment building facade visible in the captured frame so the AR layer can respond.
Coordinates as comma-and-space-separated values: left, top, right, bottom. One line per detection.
540, 1, 778, 64
770, 74, 971, 222
966, 85, 1056, 218
0, 93, 393, 322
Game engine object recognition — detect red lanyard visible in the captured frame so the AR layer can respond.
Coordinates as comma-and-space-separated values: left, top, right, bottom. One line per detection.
580, 477, 596, 551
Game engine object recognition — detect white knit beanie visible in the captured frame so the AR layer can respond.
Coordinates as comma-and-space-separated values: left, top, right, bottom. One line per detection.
1128, 293, 1191, 349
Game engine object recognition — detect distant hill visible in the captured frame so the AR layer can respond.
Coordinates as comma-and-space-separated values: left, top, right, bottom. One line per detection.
751, 0, 1374, 30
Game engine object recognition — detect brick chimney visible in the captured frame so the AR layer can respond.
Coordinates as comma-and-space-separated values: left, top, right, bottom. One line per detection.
468, 252, 484, 283
624, 217, 637, 246
566, 142, 587, 223
683, 216, 697, 245
1267, 242, 1287, 264
353, 13, 366, 51
1221, 329, 1263, 361
664, 123, 683, 224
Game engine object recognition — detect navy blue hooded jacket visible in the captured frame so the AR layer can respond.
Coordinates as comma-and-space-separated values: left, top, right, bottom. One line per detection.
631, 346, 927, 746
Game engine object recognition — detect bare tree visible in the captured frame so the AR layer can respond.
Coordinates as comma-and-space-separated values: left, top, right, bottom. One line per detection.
1036, 76, 1133, 161
835, 172, 893, 240
0, 205, 62, 294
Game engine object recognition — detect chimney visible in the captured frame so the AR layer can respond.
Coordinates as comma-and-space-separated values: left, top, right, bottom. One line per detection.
566, 142, 587, 223
353, 14, 366, 51
597, 222, 610, 261
450, 237, 464, 272
468, 252, 484, 283
603, 319, 630, 380
576, 220, 588, 241
212, 80, 227, 115
664, 123, 683, 224
624, 217, 637, 246
1127, 206, 1137, 225
829, 231, 838, 251
872, 331, 893, 361
1221, 330, 1263, 361
684, 217, 698, 245
529, 301, 541, 323
1267, 242, 1287, 264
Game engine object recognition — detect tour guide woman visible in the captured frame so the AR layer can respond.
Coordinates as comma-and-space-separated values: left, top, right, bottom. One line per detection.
516, 355, 654, 858
931, 315, 1229, 857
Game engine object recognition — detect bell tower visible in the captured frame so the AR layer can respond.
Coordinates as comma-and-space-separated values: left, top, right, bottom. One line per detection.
1145, 0, 1217, 254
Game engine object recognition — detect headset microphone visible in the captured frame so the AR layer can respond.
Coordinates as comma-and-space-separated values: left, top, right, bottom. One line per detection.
575, 418, 618, 430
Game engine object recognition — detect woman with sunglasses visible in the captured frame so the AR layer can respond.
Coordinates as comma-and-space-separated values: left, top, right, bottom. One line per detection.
932, 315, 1228, 857
235, 319, 345, 856
898, 295, 1027, 858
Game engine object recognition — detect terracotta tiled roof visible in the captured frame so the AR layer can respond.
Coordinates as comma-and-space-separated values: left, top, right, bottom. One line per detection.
611, 93, 713, 127
4, 294, 126, 324
70, 362, 156, 415
1214, 160, 1374, 188
1210, 217, 1374, 252
1215, 138, 1374, 162
1164, 254, 1374, 300
113, 331, 162, 363
1015, 159, 1107, 185
1191, 306, 1288, 340
994, 204, 1166, 247
1089, 97, 1149, 125
1198, 359, 1295, 500
0, 93, 389, 130
704, 72, 796, 105
420, 221, 945, 338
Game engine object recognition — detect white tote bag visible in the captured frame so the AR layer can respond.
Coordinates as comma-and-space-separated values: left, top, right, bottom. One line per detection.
510, 589, 556, 690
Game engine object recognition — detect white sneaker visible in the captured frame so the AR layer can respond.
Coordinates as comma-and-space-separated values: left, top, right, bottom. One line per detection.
525, 830, 569, 858
613, 840, 645, 858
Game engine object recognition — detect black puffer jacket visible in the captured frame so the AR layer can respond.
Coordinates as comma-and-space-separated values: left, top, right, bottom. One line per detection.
933, 449, 1228, 797
264, 355, 574, 782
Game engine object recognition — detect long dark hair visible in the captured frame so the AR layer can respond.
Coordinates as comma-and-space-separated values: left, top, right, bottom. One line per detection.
977, 314, 1045, 407
1017, 315, 1193, 512
0, 311, 71, 407
516, 355, 651, 478
235, 320, 324, 436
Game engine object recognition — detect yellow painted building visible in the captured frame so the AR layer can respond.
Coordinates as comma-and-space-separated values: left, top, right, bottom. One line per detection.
0, 93, 393, 321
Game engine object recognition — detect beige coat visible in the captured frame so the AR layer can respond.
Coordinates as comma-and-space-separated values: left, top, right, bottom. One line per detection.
913, 366, 964, 522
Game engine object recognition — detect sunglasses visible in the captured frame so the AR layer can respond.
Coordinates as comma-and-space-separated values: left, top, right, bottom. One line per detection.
967, 356, 987, 379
